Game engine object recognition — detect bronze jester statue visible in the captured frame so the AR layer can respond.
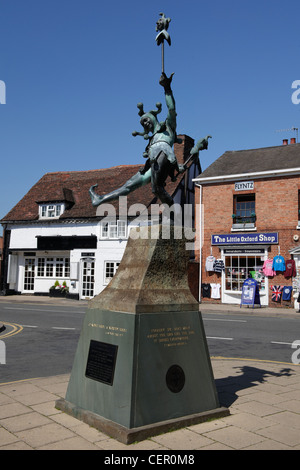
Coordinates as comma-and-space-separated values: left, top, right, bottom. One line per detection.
89, 72, 186, 207
89, 13, 211, 208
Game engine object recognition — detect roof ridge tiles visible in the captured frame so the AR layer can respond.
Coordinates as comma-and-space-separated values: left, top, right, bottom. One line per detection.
224, 142, 300, 154
43, 164, 141, 176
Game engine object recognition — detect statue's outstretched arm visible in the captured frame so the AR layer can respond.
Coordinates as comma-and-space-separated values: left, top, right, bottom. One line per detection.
159, 72, 176, 131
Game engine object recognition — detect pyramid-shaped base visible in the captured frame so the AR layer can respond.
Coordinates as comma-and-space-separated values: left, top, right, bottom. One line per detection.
56, 307, 229, 443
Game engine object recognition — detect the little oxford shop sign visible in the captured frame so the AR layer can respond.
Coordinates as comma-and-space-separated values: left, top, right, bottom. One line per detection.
212, 232, 278, 246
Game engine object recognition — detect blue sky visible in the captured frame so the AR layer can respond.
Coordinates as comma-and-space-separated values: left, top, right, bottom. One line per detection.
1, 0, 300, 230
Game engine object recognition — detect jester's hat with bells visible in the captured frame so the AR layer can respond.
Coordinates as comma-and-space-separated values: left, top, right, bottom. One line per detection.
132, 102, 182, 157
132, 102, 163, 140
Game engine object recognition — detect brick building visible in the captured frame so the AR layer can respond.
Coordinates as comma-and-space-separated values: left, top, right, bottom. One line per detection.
193, 139, 300, 309
0, 236, 3, 283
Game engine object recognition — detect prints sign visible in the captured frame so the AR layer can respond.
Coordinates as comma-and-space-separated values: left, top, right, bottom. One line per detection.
235, 181, 254, 191
240, 278, 261, 308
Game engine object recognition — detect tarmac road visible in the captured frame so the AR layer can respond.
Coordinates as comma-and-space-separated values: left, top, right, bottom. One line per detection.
0, 296, 299, 383
203, 312, 300, 364
0, 300, 86, 383
0, 296, 300, 450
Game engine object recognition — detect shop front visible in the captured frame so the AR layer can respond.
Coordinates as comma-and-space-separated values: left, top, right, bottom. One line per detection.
222, 247, 268, 306
206, 232, 279, 307
194, 140, 300, 309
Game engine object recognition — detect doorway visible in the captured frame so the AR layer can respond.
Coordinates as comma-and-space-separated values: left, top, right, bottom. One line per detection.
24, 258, 35, 292
80, 258, 95, 299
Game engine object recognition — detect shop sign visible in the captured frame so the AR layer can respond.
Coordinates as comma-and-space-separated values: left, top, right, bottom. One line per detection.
212, 232, 278, 245
235, 181, 254, 191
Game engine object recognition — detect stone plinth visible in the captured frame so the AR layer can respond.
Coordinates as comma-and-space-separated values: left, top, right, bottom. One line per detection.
56, 225, 229, 444
89, 224, 199, 313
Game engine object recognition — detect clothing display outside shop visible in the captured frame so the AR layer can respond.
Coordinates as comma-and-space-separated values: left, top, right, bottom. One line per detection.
262, 259, 276, 277
270, 285, 284, 302
205, 255, 215, 272
272, 255, 285, 272
213, 259, 225, 273
282, 286, 293, 301
204, 256, 224, 273
211, 283, 221, 299
268, 257, 296, 305
201, 283, 221, 299
204, 253, 295, 306
284, 259, 296, 278
270, 284, 293, 303
201, 283, 211, 298
264, 257, 295, 305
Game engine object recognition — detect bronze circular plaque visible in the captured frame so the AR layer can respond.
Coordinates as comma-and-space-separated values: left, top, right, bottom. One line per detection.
166, 365, 185, 393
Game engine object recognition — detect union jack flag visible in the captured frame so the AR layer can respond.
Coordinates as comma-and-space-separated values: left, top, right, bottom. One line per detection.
271, 285, 283, 302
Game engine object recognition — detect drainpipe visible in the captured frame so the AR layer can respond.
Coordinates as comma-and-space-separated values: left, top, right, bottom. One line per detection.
198, 184, 202, 303
0, 224, 8, 295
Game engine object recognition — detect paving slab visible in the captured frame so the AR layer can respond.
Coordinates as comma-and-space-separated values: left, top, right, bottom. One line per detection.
0, 357, 299, 450
202, 425, 265, 450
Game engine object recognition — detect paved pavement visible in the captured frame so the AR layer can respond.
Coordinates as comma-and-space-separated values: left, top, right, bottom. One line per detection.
0, 295, 299, 450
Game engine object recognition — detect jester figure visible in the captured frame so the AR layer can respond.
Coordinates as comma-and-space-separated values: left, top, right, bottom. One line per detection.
89, 72, 210, 207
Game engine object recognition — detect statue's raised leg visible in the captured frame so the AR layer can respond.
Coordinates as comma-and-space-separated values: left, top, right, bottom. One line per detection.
89, 169, 152, 207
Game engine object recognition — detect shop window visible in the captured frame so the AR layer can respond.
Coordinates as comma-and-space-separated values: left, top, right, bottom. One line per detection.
65, 258, 70, 277
55, 258, 64, 277
232, 194, 256, 229
37, 257, 45, 277
37, 257, 70, 278
46, 258, 54, 277
225, 254, 265, 293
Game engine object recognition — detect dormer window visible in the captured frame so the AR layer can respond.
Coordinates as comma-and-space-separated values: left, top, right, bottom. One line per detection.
39, 203, 65, 219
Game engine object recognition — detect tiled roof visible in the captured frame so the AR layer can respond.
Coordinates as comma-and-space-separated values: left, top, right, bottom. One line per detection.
1, 135, 195, 222
199, 142, 300, 179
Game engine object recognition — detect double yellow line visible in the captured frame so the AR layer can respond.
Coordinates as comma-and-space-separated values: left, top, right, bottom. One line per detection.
0, 322, 23, 339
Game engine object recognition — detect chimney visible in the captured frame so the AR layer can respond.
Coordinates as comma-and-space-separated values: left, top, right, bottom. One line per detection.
174, 134, 195, 164
283, 139, 288, 145
291, 137, 296, 144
